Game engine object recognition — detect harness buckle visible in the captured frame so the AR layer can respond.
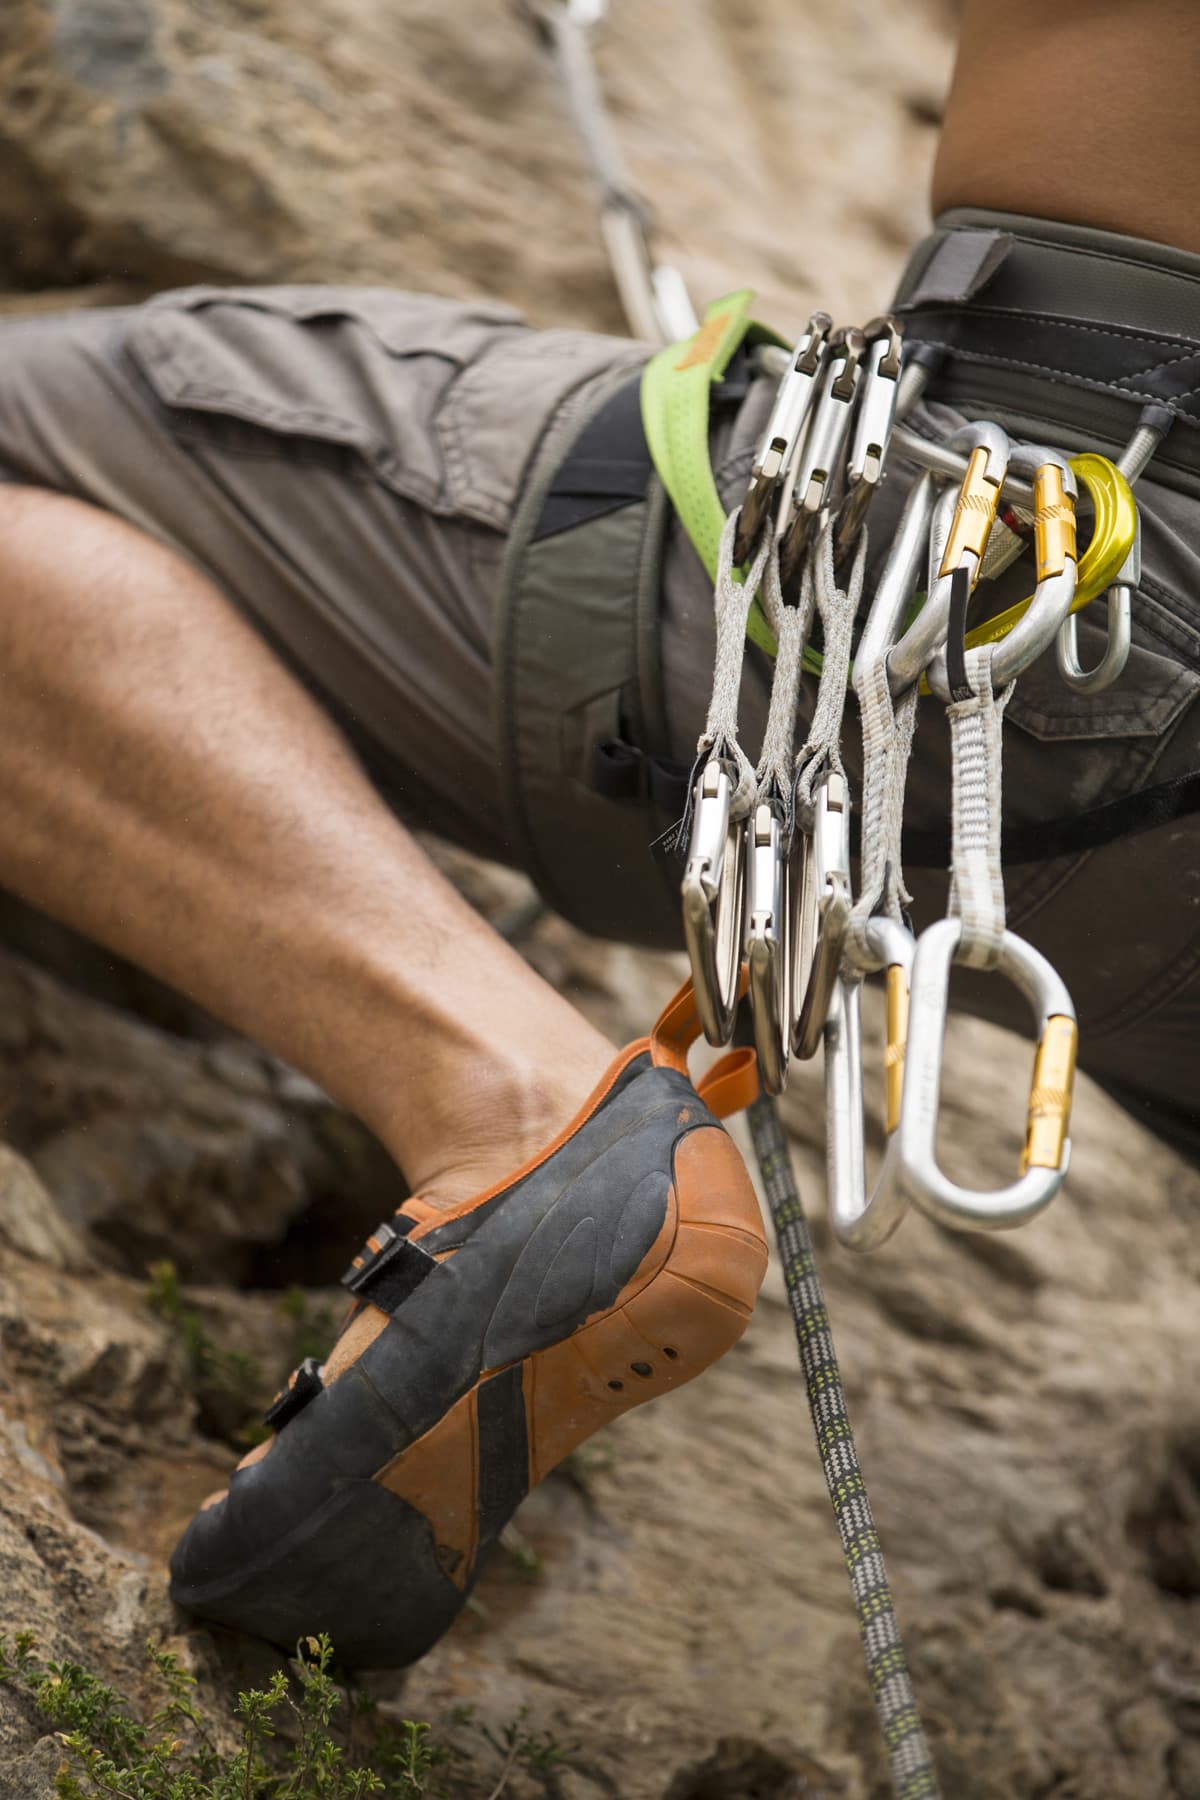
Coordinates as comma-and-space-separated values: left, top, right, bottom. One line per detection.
790, 769, 853, 1061
681, 758, 746, 1046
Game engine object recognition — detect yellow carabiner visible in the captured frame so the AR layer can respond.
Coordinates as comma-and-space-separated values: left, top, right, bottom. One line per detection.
960, 452, 1136, 654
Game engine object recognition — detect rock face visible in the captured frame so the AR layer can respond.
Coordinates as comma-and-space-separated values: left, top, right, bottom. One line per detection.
0, 4, 1199, 1799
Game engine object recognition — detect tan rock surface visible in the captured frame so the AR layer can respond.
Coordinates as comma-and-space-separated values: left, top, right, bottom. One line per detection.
0, 4, 1199, 1799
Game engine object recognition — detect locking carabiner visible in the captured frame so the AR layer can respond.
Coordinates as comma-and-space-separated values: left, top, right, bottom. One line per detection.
790, 769, 853, 1061
1057, 510, 1139, 694
746, 800, 791, 1096
681, 758, 746, 1047
885, 421, 1010, 696
834, 315, 903, 557
895, 917, 1078, 1231
825, 916, 916, 1250
778, 327, 867, 594
924, 446, 1079, 699
733, 312, 832, 564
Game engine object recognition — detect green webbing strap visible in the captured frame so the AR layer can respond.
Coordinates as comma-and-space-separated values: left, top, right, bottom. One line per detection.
640, 291, 786, 657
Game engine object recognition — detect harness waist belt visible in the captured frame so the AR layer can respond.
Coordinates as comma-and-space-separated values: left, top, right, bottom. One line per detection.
894, 208, 1200, 501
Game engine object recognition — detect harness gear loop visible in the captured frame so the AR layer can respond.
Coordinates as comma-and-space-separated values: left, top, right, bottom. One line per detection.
640, 294, 788, 656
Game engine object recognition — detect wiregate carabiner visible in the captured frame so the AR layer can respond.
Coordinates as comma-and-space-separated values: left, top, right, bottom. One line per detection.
895, 917, 1078, 1231
733, 312, 832, 564
746, 800, 791, 1095
1057, 510, 1139, 694
681, 758, 746, 1047
825, 917, 916, 1250
885, 421, 1010, 696
924, 446, 1079, 699
779, 327, 867, 595
791, 769, 853, 1061
834, 315, 903, 557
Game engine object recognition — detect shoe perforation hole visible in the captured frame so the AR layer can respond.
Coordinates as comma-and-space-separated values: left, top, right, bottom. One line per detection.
608, 1379, 624, 1392
630, 1361, 654, 1379
663, 1346, 679, 1360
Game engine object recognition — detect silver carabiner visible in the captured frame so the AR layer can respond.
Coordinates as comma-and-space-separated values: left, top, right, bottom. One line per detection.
924, 445, 1079, 699
734, 312, 832, 563
825, 917, 916, 1250
895, 917, 1078, 1231
746, 801, 791, 1096
790, 769, 853, 1061
778, 328, 866, 592
834, 316, 903, 556
1056, 511, 1138, 694
885, 421, 1010, 696
681, 759, 746, 1047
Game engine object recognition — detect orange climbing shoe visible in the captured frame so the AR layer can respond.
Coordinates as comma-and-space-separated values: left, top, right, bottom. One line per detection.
169, 981, 767, 1667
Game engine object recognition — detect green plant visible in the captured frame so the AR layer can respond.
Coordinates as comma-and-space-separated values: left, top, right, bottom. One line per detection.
0, 1631, 448, 1799
481, 1708, 577, 1800
147, 1260, 270, 1448
277, 1287, 337, 1368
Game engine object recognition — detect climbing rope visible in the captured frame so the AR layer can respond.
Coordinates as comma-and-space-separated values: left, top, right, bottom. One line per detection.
745, 1090, 940, 1800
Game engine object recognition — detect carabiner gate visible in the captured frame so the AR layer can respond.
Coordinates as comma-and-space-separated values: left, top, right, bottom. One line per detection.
1057, 511, 1138, 694
779, 328, 866, 594
746, 801, 791, 1096
885, 421, 1010, 696
895, 917, 1078, 1230
834, 315, 903, 557
925, 447, 1079, 699
791, 769, 853, 1061
734, 311, 832, 564
681, 758, 746, 1047
825, 916, 916, 1250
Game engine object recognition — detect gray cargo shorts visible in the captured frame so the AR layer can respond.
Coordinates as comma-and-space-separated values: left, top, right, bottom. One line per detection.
0, 285, 1196, 1159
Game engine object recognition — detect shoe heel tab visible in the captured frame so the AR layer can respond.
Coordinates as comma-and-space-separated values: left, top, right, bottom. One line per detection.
695, 1047, 760, 1120
649, 976, 759, 1116
649, 977, 706, 1071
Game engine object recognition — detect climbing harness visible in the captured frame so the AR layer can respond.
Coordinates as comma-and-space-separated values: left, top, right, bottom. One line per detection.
510, 22, 1174, 1796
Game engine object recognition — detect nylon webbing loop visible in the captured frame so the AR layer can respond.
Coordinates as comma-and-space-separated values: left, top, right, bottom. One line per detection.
640, 293, 787, 656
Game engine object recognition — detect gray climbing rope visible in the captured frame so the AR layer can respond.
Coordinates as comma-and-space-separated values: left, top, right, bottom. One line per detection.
744, 1090, 941, 1800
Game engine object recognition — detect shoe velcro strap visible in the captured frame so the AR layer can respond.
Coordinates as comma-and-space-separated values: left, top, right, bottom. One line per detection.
341, 1219, 438, 1313
263, 1355, 324, 1432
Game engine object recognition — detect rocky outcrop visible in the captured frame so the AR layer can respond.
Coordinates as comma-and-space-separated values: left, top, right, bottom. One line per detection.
1, 4, 1198, 1798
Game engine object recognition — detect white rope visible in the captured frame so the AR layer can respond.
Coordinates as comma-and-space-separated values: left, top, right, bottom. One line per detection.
793, 523, 866, 827
946, 645, 1013, 969
698, 511, 772, 817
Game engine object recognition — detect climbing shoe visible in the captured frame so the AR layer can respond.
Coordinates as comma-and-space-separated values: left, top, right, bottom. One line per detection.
169, 980, 768, 1668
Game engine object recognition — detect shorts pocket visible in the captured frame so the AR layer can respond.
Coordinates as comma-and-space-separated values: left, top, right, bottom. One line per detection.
126, 285, 527, 524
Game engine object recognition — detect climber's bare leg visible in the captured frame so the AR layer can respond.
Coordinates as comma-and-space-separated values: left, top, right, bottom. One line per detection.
0, 485, 615, 1205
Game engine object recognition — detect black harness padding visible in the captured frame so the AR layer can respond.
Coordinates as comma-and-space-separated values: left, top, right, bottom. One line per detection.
894, 211, 1200, 501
